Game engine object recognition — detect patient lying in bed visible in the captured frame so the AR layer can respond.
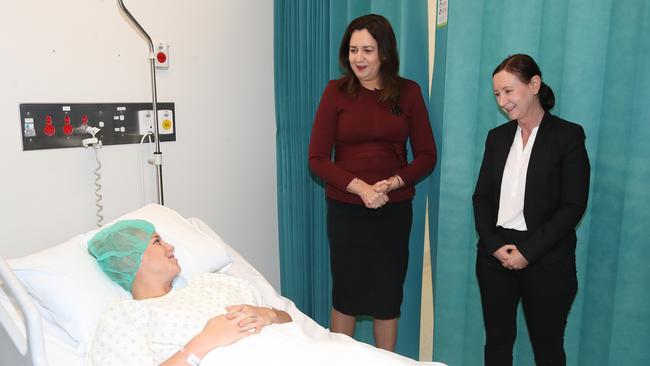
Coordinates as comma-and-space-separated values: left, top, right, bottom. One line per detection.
4, 205, 434, 365
87, 219, 292, 366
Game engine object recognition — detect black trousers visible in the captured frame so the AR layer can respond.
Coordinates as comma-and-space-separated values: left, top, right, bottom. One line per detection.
476, 228, 578, 366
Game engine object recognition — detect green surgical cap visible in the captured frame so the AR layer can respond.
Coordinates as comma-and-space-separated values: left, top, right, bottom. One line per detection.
88, 219, 155, 291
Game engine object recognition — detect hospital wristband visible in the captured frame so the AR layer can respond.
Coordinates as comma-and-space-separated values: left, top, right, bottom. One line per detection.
180, 347, 201, 366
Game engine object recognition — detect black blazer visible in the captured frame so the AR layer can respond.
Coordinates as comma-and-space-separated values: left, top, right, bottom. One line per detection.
473, 113, 590, 265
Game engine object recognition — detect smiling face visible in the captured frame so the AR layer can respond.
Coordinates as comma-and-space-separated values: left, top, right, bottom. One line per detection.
492, 70, 542, 122
349, 28, 382, 90
138, 232, 180, 283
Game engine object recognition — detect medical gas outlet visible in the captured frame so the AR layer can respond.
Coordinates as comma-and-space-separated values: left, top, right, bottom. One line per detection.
19, 103, 176, 151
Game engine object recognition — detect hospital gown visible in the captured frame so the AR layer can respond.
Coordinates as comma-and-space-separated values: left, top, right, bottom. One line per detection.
88, 273, 262, 366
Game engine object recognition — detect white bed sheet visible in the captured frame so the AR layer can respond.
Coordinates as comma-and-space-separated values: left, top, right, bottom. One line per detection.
1, 217, 445, 366
189, 218, 443, 366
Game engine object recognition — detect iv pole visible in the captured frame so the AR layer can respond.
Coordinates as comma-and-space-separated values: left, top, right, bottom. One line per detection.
117, 0, 165, 205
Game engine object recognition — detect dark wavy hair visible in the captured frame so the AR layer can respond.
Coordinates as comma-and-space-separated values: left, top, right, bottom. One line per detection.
338, 14, 401, 103
493, 54, 555, 111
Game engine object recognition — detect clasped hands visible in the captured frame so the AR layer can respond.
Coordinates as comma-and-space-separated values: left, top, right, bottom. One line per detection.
348, 176, 403, 209
224, 304, 278, 333
193, 305, 277, 351
493, 244, 529, 270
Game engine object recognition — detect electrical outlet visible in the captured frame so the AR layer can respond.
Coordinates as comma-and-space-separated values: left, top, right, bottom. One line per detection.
137, 109, 174, 135
138, 110, 154, 135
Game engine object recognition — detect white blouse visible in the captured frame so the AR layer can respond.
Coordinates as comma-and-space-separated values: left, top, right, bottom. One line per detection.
497, 125, 539, 231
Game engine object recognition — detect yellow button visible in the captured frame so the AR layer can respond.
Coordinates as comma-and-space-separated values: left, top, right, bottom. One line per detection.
162, 119, 172, 130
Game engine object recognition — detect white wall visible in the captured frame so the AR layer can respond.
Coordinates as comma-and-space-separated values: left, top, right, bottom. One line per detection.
0, 0, 280, 289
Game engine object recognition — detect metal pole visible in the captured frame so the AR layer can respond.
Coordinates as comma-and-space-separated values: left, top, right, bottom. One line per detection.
117, 0, 164, 205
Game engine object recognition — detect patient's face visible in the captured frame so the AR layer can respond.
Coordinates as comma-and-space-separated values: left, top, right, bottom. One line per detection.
139, 232, 181, 282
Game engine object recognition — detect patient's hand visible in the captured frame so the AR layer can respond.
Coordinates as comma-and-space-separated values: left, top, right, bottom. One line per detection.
163, 313, 254, 365
201, 313, 256, 346
226, 304, 293, 332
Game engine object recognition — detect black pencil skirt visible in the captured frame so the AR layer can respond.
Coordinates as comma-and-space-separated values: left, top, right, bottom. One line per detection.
327, 198, 412, 319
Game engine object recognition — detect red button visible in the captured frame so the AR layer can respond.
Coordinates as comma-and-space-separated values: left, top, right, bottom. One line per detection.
157, 52, 167, 64
63, 124, 73, 135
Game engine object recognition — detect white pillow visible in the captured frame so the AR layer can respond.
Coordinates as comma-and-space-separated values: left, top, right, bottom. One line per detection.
117, 204, 233, 278
8, 204, 233, 352
9, 237, 128, 352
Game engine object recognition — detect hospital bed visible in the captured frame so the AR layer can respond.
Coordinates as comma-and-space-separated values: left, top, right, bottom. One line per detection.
0, 204, 445, 366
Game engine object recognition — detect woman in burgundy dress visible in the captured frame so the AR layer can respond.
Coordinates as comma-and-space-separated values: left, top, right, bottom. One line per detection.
308, 13, 437, 352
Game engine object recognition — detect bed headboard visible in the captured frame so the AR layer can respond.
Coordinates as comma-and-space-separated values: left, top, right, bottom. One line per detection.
0, 256, 49, 366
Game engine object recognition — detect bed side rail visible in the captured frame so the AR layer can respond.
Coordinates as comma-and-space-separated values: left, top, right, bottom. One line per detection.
0, 256, 49, 366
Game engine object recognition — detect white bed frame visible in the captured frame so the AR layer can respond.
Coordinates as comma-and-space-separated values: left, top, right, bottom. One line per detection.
0, 256, 48, 366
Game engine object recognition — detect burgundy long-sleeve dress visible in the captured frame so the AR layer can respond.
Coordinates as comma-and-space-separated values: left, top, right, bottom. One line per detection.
308, 78, 436, 318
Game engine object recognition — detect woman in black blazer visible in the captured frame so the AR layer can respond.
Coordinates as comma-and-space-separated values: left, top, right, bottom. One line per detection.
473, 54, 590, 366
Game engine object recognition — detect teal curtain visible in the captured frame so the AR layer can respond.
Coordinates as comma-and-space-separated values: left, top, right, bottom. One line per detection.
430, 1, 650, 365
275, 0, 430, 359
274, 0, 331, 328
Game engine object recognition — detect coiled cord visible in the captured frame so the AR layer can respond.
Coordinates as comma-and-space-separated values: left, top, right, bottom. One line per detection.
93, 144, 104, 227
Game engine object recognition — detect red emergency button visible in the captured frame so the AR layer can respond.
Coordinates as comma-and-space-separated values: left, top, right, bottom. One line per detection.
157, 52, 167, 64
